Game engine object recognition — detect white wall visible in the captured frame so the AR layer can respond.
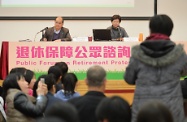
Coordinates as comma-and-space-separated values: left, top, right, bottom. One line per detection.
0, 0, 187, 50
157, 0, 187, 41
0, 20, 149, 41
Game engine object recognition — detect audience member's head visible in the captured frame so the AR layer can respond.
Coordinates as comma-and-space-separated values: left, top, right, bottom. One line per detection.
9, 67, 26, 75
62, 73, 78, 96
36, 117, 67, 122
111, 14, 121, 28
54, 16, 64, 31
45, 74, 56, 94
137, 101, 174, 122
3, 73, 28, 99
24, 69, 36, 89
45, 101, 79, 122
55, 62, 68, 77
86, 65, 106, 91
96, 96, 131, 122
149, 14, 173, 36
48, 65, 62, 83
33, 74, 47, 98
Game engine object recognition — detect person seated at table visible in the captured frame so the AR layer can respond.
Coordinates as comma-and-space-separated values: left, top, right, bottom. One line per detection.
42, 16, 72, 42
107, 14, 128, 41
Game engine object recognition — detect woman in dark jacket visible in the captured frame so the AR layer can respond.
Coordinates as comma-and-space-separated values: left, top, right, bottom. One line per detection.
124, 14, 187, 122
3, 73, 48, 122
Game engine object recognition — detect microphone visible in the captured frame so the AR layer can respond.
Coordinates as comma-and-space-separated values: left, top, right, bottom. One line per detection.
34, 27, 48, 41
40, 27, 48, 32
117, 27, 122, 38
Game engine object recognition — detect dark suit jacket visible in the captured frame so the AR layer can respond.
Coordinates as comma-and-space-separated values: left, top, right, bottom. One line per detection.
68, 91, 106, 122
44, 27, 72, 41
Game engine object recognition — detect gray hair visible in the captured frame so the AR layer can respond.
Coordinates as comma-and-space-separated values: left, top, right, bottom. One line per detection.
87, 65, 106, 87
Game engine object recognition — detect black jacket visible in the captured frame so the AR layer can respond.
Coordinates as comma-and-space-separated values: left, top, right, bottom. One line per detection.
68, 91, 106, 122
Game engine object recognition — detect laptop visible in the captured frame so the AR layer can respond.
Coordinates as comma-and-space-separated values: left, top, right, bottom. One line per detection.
93, 29, 111, 41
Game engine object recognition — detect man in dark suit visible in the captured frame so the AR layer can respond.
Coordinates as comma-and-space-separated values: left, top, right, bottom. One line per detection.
68, 65, 107, 122
43, 16, 72, 42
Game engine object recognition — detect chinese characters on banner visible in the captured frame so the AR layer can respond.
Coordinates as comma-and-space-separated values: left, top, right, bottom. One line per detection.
9, 42, 139, 78
16, 45, 130, 59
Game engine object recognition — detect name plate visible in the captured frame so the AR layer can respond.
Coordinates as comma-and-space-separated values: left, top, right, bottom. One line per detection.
123, 37, 138, 42
72, 37, 88, 42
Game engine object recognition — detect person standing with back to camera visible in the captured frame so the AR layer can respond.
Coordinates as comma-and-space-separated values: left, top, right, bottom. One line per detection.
43, 16, 72, 42
107, 14, 128, 41
124, 14, 187, 122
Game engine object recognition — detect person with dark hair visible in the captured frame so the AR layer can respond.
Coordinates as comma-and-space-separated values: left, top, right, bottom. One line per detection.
48, 65, 62, 92
44, 74, 63, 111
107, 14, 128, 41
55, 73, 80, 101
96, 96, 131, 122
9, 67, 26, 75
55, 62, 68, 76
43, 16, 72, 41
24, 69, 36, 96
137, 101, 174, 122
45, 101, 79, 122
2, 73, 47, 121
124, 14, 187, 122
68, 65, 106, 122
55, 61, 69, 91
33, 75, 47, 98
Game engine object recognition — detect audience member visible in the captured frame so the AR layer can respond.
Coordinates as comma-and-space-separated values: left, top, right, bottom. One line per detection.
44, 74, 63, 111
55, 62, 68, 77
96, 96, 131, 122
68, 65, 106, 122
107, 14, 128, 41
124, 14, 187, 122
43, 16, 72, 41
24, 69, 36, 96
48, 65, 62, 92
9, 67, 26, 75
33, 75, 47, 98
137, 101, 174, 122
45, 101, 79, 122
55, 73, 80, 101
55, 61, 69, 90
2, 73, 47, 121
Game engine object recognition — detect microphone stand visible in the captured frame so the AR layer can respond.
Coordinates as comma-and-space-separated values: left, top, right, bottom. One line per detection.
41, 31, 45, 41
34, 27, 48, 42
117, 27, 122, 41
33, 32, 40, 42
